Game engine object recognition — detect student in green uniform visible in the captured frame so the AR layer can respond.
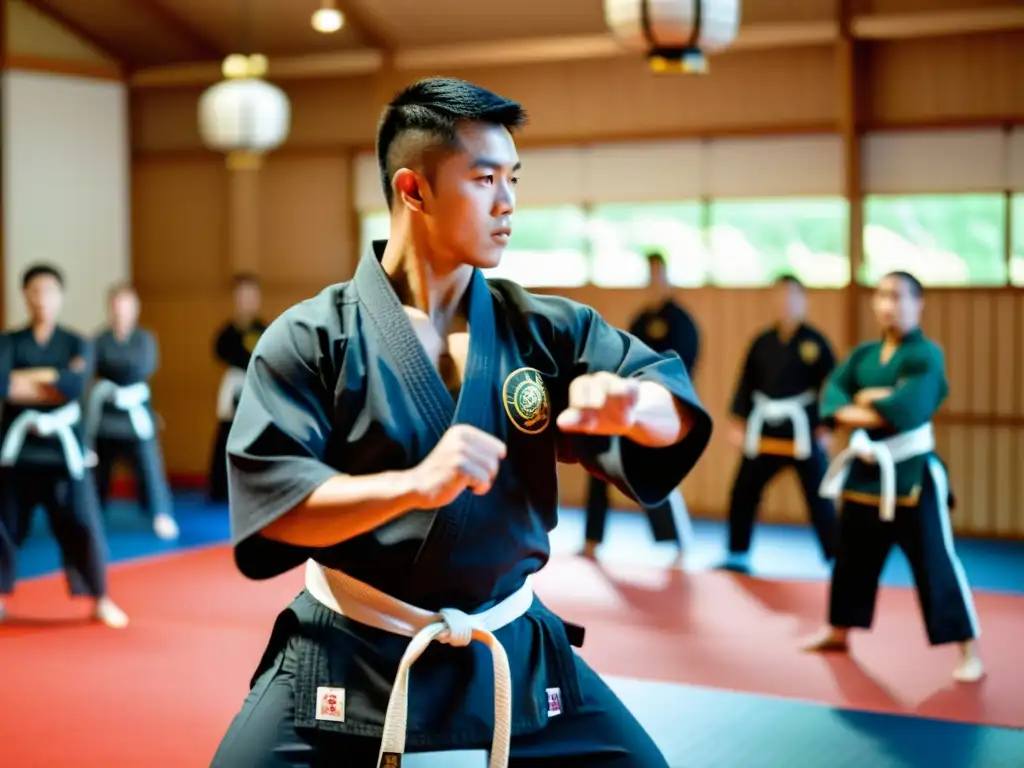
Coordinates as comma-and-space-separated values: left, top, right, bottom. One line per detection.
802, 271, 984, 683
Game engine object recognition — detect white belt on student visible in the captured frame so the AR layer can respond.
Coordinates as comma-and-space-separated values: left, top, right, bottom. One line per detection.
86, 380, 155, 442
216, 368, 247, 421
304, 559, 533, 768
818, 422, 935, 521
0, 401, 86, 479
744, 390, 817, 460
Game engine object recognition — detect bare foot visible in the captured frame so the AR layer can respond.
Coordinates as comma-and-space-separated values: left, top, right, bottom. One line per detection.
579, 540, 598, 560
953, 640, 985, 682
801, 626, 850, 652
94, 597, 129, 629
153, 513, 180, 541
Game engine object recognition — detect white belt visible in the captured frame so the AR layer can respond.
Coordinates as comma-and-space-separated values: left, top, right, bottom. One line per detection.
0, 401, 86, 479
305, 559, 533, 768
216, 368, 247, 421
744, 390, 817, 460
819, 422, 935, 521
86, 380, 155, 441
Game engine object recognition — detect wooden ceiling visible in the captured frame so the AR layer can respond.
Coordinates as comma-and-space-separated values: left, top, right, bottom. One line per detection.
20, 0, 1024, 73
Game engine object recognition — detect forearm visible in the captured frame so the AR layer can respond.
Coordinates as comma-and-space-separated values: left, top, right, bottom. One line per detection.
14, 368, 58, 383
261, 469, 424, 548
833, 404, 885, 429
7, 373, 66, 405
625, 381, 694, 448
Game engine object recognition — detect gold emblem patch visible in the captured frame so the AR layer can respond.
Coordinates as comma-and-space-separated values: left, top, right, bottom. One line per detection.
799, 340, 819, 364
502, 367, 550, 435
242, 329, 262, 353
646, 318, 668, 340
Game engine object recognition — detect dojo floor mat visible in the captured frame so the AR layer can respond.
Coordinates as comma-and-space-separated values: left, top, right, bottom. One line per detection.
2, 543, 1022, 768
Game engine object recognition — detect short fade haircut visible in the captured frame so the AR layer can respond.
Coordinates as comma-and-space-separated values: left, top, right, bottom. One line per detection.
774, 273, 805, 290
22, 263, 64, 289
883, 270, 923, 298
376, 77, 527, 209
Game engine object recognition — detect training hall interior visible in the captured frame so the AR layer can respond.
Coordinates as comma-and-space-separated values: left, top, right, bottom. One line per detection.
1, 0, 1023, 766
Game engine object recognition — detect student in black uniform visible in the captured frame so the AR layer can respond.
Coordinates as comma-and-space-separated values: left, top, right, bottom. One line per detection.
208, 273, 266, 503
582, 251, 700, 563
0, 264, 128, 627
87, 283, 178, 540
721, 274, 838, 572
209, 78, 713, 768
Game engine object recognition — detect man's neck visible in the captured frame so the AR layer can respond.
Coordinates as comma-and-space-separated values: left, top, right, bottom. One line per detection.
113, 323, 134, 341
777, 317, 802, 339
32, 321, 55, 343
884, 325, 916, 344
381, 236, 473, 332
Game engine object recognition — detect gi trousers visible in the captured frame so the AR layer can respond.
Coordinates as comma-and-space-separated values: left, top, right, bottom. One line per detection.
727, 444, 838, 560
829, 462, 979, 645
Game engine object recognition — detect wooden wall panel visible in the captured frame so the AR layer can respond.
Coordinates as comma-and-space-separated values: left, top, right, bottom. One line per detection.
258, 151, 355, 290
865, 33, 1024, 125
132, 156, 229, 295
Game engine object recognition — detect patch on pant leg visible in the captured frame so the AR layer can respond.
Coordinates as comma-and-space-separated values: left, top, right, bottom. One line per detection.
546, 687, 562, 717
315, 686, 345, 722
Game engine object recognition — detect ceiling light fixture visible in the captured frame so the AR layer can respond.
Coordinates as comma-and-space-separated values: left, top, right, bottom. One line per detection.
312, 2, 344, 34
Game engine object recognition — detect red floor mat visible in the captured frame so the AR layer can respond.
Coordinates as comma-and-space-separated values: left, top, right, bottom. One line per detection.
0, 548, 1020, 767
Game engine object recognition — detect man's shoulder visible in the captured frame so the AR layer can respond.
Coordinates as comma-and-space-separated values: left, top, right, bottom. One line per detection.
486, 277, 597, 331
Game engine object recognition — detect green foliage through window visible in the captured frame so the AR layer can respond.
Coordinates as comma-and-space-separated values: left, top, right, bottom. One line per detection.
861, 194, 1006, 287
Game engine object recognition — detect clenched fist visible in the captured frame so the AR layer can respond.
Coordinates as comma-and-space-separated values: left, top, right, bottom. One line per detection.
556, 372, 641, 436
408, 424, 507, 508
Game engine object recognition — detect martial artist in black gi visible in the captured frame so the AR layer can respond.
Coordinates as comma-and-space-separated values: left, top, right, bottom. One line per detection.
803, 271, 984, 683
0, 264, 128, 628
87, 283, 178, 540
721, 275, 838, 572
210, 78, 713, 768
582, 251, 700, 563
207, 273, 265, 503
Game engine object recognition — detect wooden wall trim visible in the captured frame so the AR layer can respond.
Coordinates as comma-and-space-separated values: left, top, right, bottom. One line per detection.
1, 54, 123, 81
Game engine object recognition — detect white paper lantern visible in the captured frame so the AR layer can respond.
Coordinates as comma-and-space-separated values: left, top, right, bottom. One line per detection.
604, 0, 741, 55
198, 77, 291, 155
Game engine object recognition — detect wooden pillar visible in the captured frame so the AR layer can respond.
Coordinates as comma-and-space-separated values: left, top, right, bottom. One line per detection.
838, 0, 864, 351
226, 151, 263, 277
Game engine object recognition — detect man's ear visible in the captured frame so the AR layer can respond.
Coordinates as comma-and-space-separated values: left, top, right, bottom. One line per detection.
394, 168, 425, 213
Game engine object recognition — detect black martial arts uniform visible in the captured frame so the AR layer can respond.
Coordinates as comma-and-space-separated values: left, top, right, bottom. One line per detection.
585, 298, 701, 547
818, 329, 978, 644
88, 328, 174, 525
0, 327, 108, 598
210, 242, 713, 767
726, 323, 838, 562
208, 318, 265, 503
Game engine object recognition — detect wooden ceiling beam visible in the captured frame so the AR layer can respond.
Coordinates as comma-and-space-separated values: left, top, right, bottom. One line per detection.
130, 0, 223, 60
128, 5, 1024, 88
337, 0, 393, 52
20, 0, 130, 62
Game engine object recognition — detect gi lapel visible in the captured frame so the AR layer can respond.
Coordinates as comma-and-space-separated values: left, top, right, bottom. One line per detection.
354, 242, 497, 445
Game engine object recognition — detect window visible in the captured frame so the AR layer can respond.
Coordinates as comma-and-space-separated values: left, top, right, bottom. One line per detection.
358, 207, 589, 288
861, 194, 1007, 286
486, 206, 589, 287
586, 202, 707, 288
707, 198, 849, 288
1011, 194, 1024, 286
